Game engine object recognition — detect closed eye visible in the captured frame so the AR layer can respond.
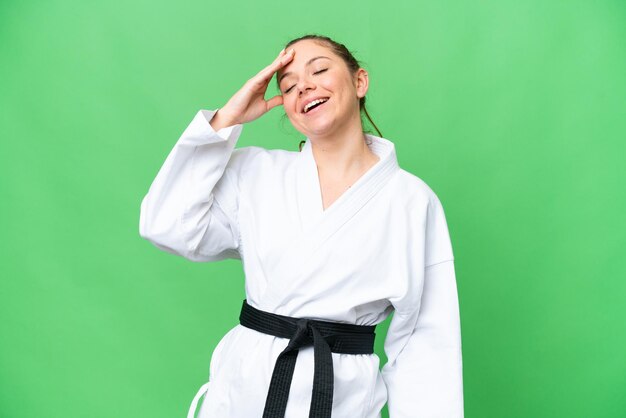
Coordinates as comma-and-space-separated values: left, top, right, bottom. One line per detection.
283, 69, 328, 94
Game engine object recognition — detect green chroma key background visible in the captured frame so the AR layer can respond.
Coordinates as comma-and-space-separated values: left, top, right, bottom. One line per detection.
1, 0, 624, 417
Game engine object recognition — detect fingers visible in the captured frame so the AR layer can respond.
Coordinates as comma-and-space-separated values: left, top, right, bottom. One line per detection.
266, 94, 284, 111
269, 48, 294, 76
255, 48, 295, 84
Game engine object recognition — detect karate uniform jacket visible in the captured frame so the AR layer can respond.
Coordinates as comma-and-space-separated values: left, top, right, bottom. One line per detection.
139, 109, 464, 418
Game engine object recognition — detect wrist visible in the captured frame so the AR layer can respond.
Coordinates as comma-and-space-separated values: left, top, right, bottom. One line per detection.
211, 109, 238, 131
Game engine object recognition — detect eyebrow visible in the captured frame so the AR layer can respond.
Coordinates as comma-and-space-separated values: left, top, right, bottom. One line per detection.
278, 56, 331, 84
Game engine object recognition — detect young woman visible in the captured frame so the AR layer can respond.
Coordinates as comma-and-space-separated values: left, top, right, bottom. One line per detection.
140, 34, 464, 418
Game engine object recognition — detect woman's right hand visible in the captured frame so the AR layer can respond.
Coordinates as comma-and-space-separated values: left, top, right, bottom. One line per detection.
211, 48, 295, 130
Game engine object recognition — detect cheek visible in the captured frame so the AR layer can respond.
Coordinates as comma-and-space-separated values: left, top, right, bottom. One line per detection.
283, 97, 297, 114
324, 77, 350, 98
283, 101, 301, 125
320, 77, 339, 91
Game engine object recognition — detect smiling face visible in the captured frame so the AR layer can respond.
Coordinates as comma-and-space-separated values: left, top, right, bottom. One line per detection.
276, 39, 368, 139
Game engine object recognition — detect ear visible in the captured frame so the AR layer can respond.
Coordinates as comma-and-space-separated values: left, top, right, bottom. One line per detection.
355, 68, 369, 99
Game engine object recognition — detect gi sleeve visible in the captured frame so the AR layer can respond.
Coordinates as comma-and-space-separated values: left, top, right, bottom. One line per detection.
381, 195, 464, 417
139, 108, 245, 262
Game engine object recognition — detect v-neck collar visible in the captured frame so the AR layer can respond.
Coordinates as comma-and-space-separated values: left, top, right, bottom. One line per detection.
262, 133, 400, 309
295, 133, 400, 235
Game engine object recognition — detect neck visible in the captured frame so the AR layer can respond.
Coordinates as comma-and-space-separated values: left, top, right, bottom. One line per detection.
308, 112, 379, 176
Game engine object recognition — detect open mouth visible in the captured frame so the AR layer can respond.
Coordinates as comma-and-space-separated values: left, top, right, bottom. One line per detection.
303, 98, 329, 115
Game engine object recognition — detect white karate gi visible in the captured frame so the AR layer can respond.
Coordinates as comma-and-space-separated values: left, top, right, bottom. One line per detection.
139, 109, 464, 418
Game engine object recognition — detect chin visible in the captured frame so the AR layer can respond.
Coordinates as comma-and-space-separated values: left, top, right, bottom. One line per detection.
304, 117, 339, 137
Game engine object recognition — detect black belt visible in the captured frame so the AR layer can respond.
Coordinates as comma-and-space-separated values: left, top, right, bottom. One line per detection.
238, 299, 376, 418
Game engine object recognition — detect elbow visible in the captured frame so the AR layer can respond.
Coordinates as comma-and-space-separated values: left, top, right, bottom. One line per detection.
138, 199, 219, 262
138, 197, 182, 252
138, 196, 157, 242
138, 195, 240, 263
139, 216, 191, 259
138, 205, 151, 241
138, 219, 157, 243
139, 214, 173, 248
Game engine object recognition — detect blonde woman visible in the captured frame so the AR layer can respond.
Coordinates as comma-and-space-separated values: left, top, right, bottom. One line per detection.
140, 34, 464, 418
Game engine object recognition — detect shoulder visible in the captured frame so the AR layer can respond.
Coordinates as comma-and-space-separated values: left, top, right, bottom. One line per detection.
394, 170, 455, 263
392, 168, 445, 210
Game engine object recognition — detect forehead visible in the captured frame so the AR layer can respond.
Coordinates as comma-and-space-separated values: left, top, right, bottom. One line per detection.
288, 39, 330, 55
277, 40, 334, 77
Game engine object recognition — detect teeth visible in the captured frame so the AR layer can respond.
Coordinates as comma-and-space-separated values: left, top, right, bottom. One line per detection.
304, 98, 328, 113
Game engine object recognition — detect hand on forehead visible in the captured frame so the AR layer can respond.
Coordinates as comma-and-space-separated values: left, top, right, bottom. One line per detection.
277, 40, 333, 79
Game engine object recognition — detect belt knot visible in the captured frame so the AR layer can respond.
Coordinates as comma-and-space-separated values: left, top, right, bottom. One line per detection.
287, 318, 312, 350
239, 300, 376, 418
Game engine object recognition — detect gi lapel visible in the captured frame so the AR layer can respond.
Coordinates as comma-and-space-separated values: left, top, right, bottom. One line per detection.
261, 134, 400, 310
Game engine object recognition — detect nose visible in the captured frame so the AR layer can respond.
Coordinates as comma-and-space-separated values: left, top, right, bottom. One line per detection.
297, 77, 316, 96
